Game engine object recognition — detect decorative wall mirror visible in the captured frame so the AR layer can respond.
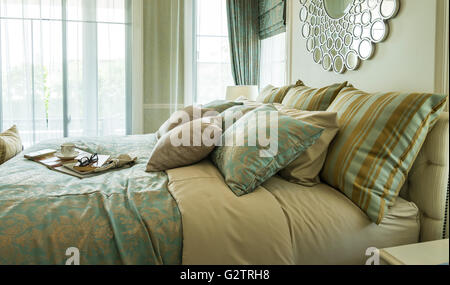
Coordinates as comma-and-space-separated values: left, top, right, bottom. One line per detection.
299, 0, 399, 73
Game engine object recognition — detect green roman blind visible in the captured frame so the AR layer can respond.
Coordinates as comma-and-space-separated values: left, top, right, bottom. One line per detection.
258, 0, 286, 40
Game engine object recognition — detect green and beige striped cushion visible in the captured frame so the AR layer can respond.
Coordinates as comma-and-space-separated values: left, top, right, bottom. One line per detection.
0, 125, 22, 165
256, 80, 304, 103
282, 82, 348, 111
321, 87, 448, 224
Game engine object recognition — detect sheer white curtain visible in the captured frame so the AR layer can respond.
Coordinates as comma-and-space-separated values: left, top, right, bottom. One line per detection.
142, 0, 185, 133
194, 0, 234, 104
259, 32, 287, 88
0, 0, 131, 147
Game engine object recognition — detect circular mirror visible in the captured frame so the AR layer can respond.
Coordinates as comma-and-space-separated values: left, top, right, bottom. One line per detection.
380, 0, 399, 19
324, 0, 354, 19
367, 0, 378, 9
307, 37, 315, 52
302, 23, 311, 38
353, 24, 363, 38
313, 48, 323, 63
370, 19, 387, 42
361, 10, 372, 26
299, 6, 308, 22
335, 37, 343, 51
322, 54, 332, 71
344, 33, 353, 46
358, 39, 373, 60
299, 0, 398, 73
345, 51, 360, 70
333, 55, 345, 73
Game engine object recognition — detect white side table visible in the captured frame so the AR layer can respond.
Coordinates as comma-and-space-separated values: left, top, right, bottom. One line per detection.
380, 239, 449, 265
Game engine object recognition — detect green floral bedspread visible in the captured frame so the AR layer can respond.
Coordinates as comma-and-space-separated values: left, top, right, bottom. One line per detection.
0, 135, 182, 265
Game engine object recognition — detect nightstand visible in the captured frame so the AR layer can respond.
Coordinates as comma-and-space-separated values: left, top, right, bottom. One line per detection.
380, 239, 449, 265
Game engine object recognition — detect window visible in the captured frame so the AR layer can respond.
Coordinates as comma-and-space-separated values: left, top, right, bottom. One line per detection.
194, 0, 234, 104
0, 0, 131, 147
259, 32, 287, 89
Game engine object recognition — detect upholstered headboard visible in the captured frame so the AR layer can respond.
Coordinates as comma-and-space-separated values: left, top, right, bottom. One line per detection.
400, 112, 449, 242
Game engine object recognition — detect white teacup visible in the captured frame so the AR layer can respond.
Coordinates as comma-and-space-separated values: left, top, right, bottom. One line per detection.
61, 143, 76, 156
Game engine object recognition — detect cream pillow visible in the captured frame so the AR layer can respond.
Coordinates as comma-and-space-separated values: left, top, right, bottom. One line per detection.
274, 104, 340, 186
147, 117, 222, 172
156, 106, 217, 139
0, 125, 23, 165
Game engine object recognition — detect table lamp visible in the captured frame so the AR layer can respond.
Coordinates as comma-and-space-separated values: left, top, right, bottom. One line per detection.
226, 85, 258, 101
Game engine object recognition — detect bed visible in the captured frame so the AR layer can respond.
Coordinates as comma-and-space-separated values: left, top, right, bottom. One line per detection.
1, 111, 447, 265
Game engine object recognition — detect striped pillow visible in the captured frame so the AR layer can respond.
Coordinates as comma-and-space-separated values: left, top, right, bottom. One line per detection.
282, 82, 348, 111
256, 80, 304, 103
0, 125, 22, 165
321, 87, 448, 224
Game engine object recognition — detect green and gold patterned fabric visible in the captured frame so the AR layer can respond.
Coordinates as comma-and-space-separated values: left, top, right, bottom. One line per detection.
0, 125, 22, 165
257, 80, 304, 103
226, 0, 260, 85
321, 87, 448, 224
282, 82, 348, 111
0, 135, 182, 264
258, 0, 286, 40
211, 104, 324, 196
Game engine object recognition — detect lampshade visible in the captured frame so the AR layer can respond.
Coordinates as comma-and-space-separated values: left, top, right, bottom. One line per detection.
226, 85, 258, 101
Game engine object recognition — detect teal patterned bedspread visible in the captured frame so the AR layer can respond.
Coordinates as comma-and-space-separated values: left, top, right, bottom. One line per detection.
0, 135, 182, 265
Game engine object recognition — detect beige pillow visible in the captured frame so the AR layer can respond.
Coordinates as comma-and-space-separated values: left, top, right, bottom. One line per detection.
256, 80, 304, 104
155, 105, 216, 139
274, 104, 340, 186
147, 117, 222, 172
0, 125, 23, 165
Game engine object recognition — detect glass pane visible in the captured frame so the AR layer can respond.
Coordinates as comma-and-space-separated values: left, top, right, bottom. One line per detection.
260, 32, 287, 88
197, 36, 230, 63
197, 0, 228, 36
97, 23, 126, 136
197, 63, 234, 104
196, 0, 233, 104
97, 0, 127, 23
32, 20, 64, 143
66, 0, 129, 23
1, 19, 34, 146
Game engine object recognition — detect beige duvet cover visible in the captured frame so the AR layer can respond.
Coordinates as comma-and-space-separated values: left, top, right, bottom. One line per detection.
167, 160, 420, 265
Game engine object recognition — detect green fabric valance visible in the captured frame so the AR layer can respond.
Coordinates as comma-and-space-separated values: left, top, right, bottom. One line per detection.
258, 0, 286, 40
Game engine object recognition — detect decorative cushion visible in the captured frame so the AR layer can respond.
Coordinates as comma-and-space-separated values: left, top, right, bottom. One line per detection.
155, 105, 216, 139
256, 80, 304, 103
219, 104, 258, 131
321, 86, 448, 224
282, 82, 348, 111
202, 100, 243, 113
211, 104, 324, 196
147, 117, 222, 172
274, 104, 340, 186
0, 125, 22, 165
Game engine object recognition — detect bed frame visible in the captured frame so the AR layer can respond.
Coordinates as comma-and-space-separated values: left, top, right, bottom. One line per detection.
400, 112, 449, 241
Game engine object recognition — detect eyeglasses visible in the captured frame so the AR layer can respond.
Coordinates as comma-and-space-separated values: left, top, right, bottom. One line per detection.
77, 153, 98, 167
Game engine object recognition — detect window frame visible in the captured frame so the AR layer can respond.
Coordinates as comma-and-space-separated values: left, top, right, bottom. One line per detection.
191, 0, 233, 105
0, 0, 132, 139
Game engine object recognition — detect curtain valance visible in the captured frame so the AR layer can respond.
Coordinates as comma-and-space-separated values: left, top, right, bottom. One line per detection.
258, 0, 286, 40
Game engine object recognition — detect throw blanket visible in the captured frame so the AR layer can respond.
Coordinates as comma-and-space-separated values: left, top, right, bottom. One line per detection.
0, 135, 181, 265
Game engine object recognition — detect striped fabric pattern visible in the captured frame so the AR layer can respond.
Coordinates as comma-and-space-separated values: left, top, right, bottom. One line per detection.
282, 82, 348, 111
321, 87, 448, 224
257, 80, 304, 103
0, 125, 22, 165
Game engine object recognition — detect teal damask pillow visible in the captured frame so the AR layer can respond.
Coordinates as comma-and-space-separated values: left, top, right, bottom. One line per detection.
202, 100, 244, 113
211, 105, 324, 196
219, 104, 258, 131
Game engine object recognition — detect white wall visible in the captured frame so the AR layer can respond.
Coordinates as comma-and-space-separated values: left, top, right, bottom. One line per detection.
288, 0, 448, 95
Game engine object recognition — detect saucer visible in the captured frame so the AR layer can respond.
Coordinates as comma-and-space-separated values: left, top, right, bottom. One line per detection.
55, 151, 79, 160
